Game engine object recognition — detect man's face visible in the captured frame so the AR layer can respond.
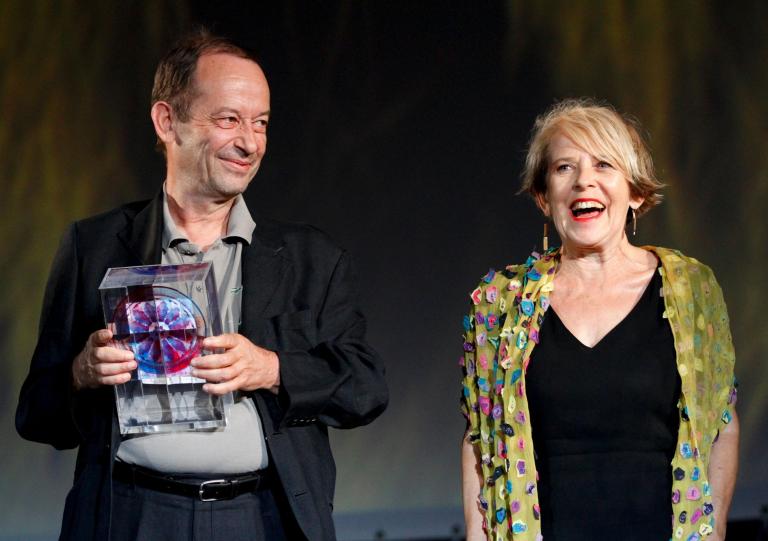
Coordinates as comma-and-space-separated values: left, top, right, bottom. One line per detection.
168, 53, 271, 200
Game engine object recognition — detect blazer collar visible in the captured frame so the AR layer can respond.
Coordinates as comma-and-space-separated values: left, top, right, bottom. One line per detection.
117, 190, 289, 326
118, 190, 164, 265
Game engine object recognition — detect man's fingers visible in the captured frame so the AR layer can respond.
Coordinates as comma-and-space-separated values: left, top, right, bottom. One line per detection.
93, 346, 135, 363
100, 373, 133, 386
202, 376, 242, 396
192, 365, 236, 383
94, 360, 137, 376
190, 353, 231, 369
74, 334, 136, 390
202, 333, 240, 350
90, 329, 113, 346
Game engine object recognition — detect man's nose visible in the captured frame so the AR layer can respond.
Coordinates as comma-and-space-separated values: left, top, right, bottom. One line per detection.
236, 126, 261, 156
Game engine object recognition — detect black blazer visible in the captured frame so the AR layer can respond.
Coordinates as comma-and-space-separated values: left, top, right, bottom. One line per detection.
16, 192, 388, 541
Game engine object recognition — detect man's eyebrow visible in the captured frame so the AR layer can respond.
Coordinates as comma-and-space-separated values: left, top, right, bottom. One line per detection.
209, 108, 238, 117
210, 108, 271, 117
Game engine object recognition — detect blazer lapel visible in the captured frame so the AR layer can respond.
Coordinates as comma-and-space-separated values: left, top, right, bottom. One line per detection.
237, 221, 290, 431
239, 224, 289, 336
117, 191, 164, 265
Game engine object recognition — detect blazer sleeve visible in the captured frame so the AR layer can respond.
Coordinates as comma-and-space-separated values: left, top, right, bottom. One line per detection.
275, 250, 388, 429
15, 223, 98, 449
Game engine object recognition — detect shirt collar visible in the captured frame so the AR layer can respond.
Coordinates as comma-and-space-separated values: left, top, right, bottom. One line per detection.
161, 185, 257, 251
223, 193, 257, 245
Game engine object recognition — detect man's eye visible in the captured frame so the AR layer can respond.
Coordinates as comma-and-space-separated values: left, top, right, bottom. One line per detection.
215, 116, 239, 128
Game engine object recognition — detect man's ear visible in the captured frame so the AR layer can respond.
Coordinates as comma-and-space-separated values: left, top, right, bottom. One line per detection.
151, 101, 175, 146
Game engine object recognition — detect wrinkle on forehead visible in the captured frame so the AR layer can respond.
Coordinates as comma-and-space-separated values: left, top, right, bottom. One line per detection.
191, 53, 270, 114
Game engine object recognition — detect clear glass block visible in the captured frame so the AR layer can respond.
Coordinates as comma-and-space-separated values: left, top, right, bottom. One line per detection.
99, 262, 232, 434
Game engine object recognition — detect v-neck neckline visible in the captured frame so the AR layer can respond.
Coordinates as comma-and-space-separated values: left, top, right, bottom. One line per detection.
547, 270, 659, 351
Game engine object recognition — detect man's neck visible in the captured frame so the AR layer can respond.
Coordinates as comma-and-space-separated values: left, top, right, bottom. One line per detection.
165, 184, 235, 251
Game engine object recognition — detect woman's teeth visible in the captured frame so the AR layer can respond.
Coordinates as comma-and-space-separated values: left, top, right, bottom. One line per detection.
570, 201, 605, 217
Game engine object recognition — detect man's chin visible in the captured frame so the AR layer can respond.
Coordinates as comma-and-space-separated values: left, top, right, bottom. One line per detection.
208, 172, 258, 199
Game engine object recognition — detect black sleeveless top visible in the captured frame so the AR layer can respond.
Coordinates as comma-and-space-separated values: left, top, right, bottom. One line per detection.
527, 270, 681, 540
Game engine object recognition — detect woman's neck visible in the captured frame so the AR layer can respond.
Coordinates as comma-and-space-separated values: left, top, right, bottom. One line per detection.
557, 237, 652, 284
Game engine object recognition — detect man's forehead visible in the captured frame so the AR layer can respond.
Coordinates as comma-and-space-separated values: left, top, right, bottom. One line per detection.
189, 52, 270, 112
192, 52, 268, 91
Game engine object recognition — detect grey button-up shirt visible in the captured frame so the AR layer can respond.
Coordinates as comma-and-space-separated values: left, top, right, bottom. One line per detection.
161, 192, 255, 334
116, 188, 269, 474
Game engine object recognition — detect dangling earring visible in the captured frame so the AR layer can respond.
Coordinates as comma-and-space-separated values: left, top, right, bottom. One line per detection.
542, 222, 549, 251
632, 208, 637, 237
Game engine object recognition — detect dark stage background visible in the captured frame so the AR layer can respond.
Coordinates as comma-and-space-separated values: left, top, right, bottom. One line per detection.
2, 2, 767, 539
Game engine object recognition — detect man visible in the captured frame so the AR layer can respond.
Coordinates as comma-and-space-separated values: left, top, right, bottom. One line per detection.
16, 29, 388, 541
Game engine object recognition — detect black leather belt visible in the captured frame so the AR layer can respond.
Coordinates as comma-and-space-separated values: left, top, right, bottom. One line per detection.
113, 461, 268, 502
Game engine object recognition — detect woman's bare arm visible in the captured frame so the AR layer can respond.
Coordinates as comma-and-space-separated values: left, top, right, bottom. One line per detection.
708, 410, 739, 540
462, 430, 486, 540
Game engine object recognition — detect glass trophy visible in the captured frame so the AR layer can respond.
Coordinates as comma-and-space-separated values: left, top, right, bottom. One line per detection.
99, 262, 233, 434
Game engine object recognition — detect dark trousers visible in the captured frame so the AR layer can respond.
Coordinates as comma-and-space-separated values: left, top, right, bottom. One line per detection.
110, 473, 305, 541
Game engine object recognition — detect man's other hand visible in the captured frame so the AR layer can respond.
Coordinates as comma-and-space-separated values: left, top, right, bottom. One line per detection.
191, 334, 280, 395
72, 329, 136, 390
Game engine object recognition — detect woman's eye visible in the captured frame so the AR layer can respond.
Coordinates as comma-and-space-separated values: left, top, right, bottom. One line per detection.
597, 161, 613, 169
555, 164, 571, 173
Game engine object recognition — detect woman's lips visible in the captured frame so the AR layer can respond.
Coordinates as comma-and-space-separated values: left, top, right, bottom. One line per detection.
571, 208, 605, 221
569, 199, 605, 221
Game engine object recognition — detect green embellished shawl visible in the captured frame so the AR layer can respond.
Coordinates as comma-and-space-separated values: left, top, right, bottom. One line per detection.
460, 246, 736, 541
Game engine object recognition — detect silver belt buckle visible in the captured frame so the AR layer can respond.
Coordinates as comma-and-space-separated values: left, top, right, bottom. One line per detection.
199, 479, 232, 502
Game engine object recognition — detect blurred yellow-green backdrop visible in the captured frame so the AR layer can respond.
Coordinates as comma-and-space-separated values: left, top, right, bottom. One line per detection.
2, 1, 766, 539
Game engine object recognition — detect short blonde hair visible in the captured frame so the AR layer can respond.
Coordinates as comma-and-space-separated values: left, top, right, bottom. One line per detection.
520, 98, 663, 216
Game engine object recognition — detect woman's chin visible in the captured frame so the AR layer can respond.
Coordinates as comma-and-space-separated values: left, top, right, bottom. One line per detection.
561, 232, 626, 253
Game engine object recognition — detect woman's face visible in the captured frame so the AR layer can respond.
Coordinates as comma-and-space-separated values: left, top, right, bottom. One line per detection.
537, 133, 644, 251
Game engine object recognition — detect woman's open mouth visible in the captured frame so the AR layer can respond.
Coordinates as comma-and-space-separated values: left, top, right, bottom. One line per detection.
570, 199, 606, 221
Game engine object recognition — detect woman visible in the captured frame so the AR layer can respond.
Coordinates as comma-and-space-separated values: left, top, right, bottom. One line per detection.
460, 99, 738, 541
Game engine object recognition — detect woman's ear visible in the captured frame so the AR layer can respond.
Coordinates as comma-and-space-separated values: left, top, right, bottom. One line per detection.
534, 191, 550, 217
